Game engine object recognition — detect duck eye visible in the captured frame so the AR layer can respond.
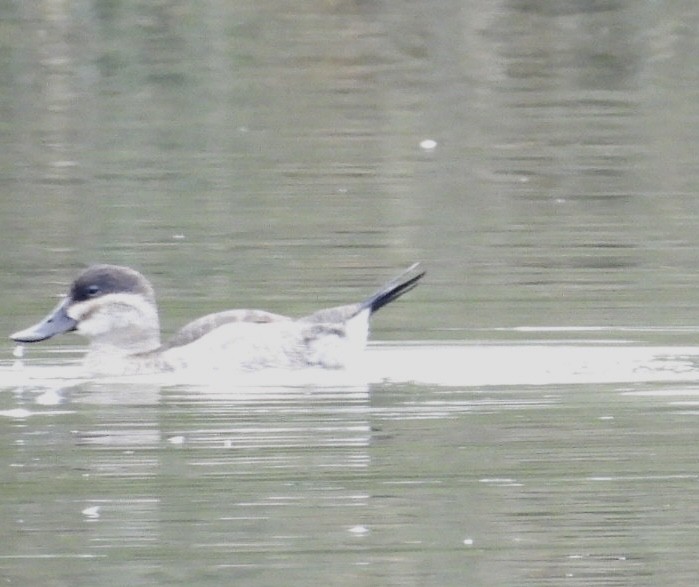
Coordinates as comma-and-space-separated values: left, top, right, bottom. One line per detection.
86, 284, 101, 297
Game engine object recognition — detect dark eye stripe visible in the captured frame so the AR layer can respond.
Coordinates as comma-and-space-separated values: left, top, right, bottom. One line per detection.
72, 283, 104, 302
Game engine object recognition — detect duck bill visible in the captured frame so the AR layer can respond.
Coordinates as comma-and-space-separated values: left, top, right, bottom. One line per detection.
10, 298, 77, 343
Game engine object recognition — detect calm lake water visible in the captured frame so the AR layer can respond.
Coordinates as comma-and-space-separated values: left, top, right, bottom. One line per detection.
3, 1, 699, 585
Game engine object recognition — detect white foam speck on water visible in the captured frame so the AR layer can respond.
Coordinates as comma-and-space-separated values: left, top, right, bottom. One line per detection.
0, 408, 32, 419
35, 388, 64, 406
82, 506, 101, 519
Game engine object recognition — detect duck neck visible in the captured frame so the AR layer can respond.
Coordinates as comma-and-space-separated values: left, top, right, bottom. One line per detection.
86, 313, 162, 357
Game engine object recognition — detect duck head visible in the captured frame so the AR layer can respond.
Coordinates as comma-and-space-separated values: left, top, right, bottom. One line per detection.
11, 264, 161, 355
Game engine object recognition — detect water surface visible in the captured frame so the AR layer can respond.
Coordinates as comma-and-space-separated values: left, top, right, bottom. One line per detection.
3, 1, 699, 585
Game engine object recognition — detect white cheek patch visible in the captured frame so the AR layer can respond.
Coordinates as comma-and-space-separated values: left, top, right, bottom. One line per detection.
67, 293, 154, 337
68, 299, 114, 337
67, 300, 94, 321
76, 311, 114, 337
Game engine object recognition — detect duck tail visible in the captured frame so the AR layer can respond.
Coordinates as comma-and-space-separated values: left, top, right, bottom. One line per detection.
361, 262, 425, 315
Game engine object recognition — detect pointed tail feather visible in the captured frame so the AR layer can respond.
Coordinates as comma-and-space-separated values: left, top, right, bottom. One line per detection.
361, 262, 425, 315
300, 263, 425, 324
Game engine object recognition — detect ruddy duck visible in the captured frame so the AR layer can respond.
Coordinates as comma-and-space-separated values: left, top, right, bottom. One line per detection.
10, 263, 425, 375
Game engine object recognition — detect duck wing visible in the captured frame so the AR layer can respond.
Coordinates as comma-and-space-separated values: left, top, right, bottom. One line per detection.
162, 263, 424, 354
164, 309, 290, 350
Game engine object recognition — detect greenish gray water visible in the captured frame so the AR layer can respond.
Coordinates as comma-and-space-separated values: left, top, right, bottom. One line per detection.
3, 1, 699, 585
